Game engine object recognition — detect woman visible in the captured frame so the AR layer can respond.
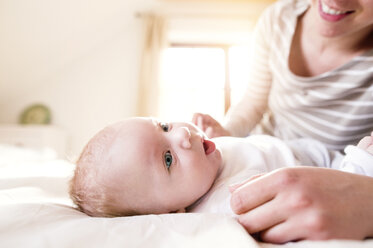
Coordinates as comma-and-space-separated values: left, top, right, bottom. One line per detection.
193, 0, 373, 243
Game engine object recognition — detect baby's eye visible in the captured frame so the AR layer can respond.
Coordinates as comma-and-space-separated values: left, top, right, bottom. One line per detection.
160, 122, 170, 132
164, 151, 173, 170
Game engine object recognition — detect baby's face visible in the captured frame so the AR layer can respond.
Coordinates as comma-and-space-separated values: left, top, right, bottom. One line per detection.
101, 117, 222, 214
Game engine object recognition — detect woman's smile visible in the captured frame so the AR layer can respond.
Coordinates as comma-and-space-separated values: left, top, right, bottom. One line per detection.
319, 0, 355, 22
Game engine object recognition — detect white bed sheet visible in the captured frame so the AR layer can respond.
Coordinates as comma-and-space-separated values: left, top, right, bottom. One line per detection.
0, 144, 372, 248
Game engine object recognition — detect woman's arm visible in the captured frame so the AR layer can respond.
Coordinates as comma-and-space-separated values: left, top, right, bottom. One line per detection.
222, 5, 274, 137
192, 5, 275, 138
230, 167, 373, 243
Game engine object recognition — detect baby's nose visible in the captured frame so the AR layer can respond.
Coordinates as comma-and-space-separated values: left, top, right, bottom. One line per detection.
176, 126, 192, 149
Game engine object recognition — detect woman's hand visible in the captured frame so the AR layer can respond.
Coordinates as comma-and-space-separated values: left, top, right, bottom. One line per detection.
230, 167, 373, 243
357, 131, 373, 155
192, 113, 231, 138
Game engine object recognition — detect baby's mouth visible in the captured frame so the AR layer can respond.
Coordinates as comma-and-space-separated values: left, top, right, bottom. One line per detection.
203, 139, 216, 155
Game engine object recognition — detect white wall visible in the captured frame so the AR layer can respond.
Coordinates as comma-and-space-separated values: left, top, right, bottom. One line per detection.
0, 0, 156, 157
0, 0, 270, 158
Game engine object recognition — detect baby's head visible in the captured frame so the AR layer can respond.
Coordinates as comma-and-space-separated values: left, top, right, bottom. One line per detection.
70, 117, 222, 217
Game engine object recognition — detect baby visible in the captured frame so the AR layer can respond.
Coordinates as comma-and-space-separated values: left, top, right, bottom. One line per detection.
70, 117, 373, 217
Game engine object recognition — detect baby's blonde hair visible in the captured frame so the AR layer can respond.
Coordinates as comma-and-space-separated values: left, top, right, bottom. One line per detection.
69, 125, 131, 217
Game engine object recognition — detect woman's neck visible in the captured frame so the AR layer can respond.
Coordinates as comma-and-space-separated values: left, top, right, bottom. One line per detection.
288, 8, 373, 77
302, 9, 373, 55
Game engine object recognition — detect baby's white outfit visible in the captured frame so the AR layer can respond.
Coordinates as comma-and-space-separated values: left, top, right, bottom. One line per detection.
188, 135, 373, 215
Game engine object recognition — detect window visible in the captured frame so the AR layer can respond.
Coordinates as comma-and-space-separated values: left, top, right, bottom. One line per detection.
158, 44, 250, 122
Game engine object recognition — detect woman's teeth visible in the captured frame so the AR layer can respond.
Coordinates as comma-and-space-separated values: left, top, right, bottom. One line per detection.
321, 0, 350, 15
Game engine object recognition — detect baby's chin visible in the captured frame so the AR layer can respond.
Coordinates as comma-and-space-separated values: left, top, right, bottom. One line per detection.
207, 148, 223, 185
212, 147, 223, 169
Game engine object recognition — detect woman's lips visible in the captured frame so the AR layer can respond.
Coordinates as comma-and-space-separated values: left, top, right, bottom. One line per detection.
318, 0, 354, 22
203, 139, 216, 155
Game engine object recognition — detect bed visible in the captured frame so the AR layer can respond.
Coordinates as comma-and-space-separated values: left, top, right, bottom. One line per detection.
1, 144, 372, 248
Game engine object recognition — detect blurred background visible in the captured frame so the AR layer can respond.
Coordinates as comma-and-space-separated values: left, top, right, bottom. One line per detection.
0, 0, 275, 159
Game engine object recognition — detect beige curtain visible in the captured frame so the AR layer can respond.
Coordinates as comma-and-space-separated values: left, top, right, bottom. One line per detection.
137, 14, 168, 117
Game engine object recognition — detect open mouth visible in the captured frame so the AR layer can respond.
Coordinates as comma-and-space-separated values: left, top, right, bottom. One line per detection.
203, 139, 216, 155
319, 0, 354, 21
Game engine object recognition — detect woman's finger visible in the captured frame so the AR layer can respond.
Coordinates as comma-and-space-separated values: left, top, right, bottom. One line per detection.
230, 171, 280, 214
197, 116, 205, 131
259, 220, 305, 243
357, 136, 371, 149
237, 196, 286, 234
192, 113, 205, 127
229, 173, 265, 193
204, 126, 213, 138
191, 113, 200, 125
192, 113, 206, 131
